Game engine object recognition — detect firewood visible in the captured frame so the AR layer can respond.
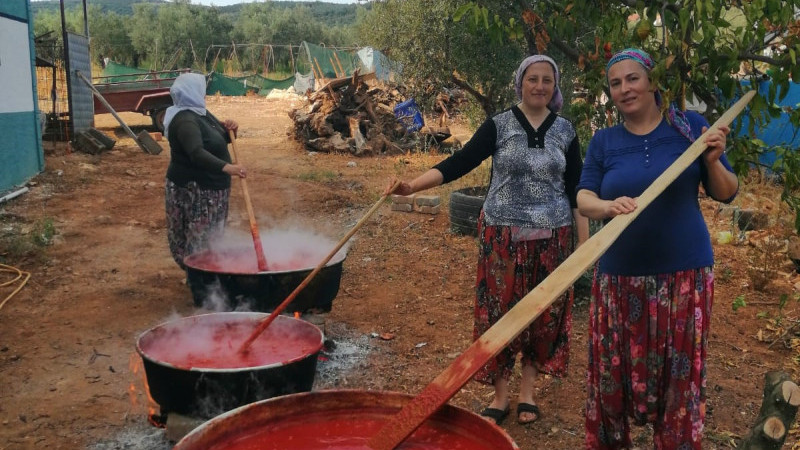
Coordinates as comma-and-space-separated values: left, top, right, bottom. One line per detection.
739, 371, 800, 449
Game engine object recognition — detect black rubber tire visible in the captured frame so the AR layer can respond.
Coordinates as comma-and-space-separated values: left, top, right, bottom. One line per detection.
151, 108, 167, 133
449, 186, 488, 236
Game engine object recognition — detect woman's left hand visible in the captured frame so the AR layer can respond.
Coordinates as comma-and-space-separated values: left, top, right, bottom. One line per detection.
223, 119, 239, 137
701, 125, 729, 165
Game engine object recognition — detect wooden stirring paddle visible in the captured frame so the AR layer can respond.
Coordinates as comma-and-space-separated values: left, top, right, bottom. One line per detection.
228, 129, 269, 272
238, 180, 402, 354
367, 90, 757, 450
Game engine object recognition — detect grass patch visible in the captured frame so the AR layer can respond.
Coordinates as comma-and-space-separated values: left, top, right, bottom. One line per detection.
0, 216, 56, 263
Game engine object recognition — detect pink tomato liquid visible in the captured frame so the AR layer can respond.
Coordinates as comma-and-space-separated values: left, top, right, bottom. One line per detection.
185, 242, 344, 274
215, 415, 498, 450
139, 317, 320, 369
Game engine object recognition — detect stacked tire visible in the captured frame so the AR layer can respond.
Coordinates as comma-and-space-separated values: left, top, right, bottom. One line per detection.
449, 186, 488, 236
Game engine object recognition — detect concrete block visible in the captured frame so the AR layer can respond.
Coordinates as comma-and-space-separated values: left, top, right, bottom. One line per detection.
391, 194, 415, 205
165, 413, 205, 442
414, 195, 441, 207
391, 203, 413, 212
417, 205, 441, 215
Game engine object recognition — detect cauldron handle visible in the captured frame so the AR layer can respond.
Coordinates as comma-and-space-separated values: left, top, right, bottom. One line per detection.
366, 91, 757, 450
229, 130, 269, 272
238, 180, 403, 353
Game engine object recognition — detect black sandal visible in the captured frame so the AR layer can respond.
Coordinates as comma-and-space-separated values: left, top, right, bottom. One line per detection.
516, 402, 541, 424
480, 406, 510, 425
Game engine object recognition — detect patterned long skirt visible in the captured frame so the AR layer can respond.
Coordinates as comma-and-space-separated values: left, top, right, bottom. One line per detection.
165, 179, 230, 270
585, 267, 713, 450
473, 214, 575, 385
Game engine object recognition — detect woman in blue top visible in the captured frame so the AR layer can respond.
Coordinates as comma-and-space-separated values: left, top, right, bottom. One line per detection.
386, 55, 589, 426
576, 48, 737, 449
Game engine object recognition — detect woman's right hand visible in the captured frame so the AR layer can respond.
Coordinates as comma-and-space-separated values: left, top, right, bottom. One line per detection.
223, 163, 247, 178
384, 177, 412, 196
605, 196, 637, 217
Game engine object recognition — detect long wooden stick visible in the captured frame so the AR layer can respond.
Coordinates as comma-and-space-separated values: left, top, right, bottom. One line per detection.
367, 90, 757, 450
238, 180, 402, 353
76, 71, 161, 155
228, 130, 268, 272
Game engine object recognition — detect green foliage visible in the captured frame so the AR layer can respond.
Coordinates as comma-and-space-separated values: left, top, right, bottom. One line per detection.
732, 295, 747, 312
385, 0, 800, 232
0, 217, 57, 263
32, 1, 363, 73
359, 0, 525, 118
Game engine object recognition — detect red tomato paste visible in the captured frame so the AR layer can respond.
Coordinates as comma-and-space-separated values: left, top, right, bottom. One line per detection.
139, 317, 321, 370
216, 415, 499, 450
185, 230, 346, 274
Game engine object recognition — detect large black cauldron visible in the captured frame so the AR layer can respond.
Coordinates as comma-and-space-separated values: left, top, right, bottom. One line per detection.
136, 312, 322, 418
184, 242, 346, 313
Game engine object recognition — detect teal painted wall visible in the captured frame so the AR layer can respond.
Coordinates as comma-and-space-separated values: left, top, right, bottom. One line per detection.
0, 112, 42, 189
0, 0, 44, 193
0, 1, 28, 18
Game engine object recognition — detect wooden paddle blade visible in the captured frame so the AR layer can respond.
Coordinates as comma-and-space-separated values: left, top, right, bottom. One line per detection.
367, 89, 757, 450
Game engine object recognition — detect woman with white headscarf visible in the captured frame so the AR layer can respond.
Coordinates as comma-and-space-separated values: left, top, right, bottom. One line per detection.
163, 72, 245, 277
384, 55, 588, 426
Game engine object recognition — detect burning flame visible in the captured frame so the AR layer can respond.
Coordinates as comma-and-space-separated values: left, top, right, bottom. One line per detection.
128, 353, 165, 428
294, 311, 300, 319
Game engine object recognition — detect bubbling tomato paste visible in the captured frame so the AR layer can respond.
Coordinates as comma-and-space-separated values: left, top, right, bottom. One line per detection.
185, 230, 347, 274
139, 316, 321, 370
217, 415, 499, 450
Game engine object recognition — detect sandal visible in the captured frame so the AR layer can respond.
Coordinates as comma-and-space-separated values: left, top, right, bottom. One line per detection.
480, 405, 510, 425
516, 402, 541, 424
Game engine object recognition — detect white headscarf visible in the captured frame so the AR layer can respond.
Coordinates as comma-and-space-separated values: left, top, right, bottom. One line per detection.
163, 73, 207, 138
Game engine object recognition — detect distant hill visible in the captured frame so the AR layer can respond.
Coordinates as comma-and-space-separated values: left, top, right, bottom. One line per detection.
30, 0, 366, 26
30, 0, 167, 16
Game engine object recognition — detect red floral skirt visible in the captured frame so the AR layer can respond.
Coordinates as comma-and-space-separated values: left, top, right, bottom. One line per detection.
473, 212, 575, 385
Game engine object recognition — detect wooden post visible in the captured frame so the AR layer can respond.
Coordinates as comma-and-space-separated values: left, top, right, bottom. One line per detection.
333, 52, 346, 76
313, 58, 326, 82
329, 57, 341, 78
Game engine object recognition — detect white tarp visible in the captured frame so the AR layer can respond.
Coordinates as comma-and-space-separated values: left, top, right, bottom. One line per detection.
0, 17, 34, 113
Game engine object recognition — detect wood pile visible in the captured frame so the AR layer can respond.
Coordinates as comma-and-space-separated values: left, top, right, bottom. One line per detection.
288, 71, 451, 156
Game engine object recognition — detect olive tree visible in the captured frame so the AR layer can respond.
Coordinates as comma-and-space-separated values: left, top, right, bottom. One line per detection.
359, 0, 526, 118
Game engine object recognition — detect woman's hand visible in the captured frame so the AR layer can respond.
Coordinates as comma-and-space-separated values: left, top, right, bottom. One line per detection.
605, 196, 637, 217
223, 163, 247, 178
384, 177, 412, 196
222, 119, 239, 138
701, 125, 729, 165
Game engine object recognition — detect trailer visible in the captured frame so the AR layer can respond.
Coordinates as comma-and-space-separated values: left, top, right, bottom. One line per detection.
91, 68, 193, 132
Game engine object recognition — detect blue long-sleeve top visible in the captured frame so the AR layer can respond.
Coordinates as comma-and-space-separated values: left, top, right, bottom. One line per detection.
577, 111, 737, 276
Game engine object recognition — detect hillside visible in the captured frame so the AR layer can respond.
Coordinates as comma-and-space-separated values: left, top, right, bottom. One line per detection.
29, 0, 366, 26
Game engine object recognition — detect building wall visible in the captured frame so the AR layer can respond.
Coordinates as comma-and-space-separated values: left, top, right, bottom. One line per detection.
0, 1, 44, 193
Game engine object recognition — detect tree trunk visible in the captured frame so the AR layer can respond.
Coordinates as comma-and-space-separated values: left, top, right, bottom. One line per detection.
739, 371, 800, 450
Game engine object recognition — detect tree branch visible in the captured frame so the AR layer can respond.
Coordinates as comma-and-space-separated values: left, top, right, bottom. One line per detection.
450, 72, 495, 116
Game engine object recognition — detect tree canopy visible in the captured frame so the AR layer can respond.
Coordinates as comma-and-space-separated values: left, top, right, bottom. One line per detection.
32, 1, 365, 72
360, 0, 800, 230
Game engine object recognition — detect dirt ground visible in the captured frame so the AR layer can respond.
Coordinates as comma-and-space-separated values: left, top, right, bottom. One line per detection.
2, 93, 800, 449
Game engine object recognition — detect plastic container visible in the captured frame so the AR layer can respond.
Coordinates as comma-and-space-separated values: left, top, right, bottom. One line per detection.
394, 98, 424, 132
